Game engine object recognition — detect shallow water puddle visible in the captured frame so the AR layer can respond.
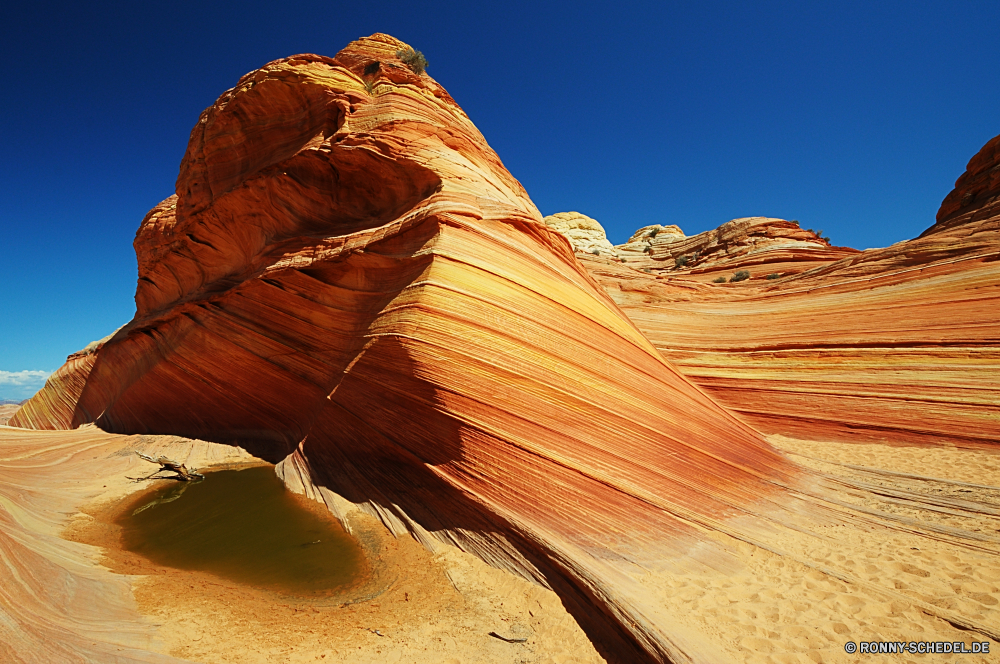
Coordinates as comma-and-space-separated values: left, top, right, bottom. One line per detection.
116, 466, 365, 596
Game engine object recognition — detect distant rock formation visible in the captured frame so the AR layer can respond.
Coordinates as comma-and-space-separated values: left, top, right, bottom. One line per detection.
617, 216, 858, 280
10, 34, 828, 663
614, 223, 685, 262
11, 331, 116, 430
579, 137, 1000, 447
541, 211, 616, 257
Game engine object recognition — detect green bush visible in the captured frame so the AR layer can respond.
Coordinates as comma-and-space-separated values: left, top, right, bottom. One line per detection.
712, 276, 727, 283
765, 273, 781, 280
590, 248, 600, 256
643, 246, 652, 253
396, 48, 429, 75
730, 270, 750, 283
648, 228, 659, 238
674, 255, 689, 268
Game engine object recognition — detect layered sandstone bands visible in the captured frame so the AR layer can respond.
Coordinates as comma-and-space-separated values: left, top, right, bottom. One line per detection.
10, 334, 111, 430
927, 133, 1000, 236
9, 34, 821, 663
551, 143, 1000, 448
8, 33, 999, 663
613, 216, 858, 281
592, 249, 999, 448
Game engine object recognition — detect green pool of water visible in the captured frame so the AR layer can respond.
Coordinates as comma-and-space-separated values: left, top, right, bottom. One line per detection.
117, 466, 365, 596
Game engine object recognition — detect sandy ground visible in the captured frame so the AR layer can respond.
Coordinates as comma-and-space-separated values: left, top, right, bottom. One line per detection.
2, 424, 998, 663
643, 435, 1000, 664
0, 404, 19, 426
56, 431, 606, 664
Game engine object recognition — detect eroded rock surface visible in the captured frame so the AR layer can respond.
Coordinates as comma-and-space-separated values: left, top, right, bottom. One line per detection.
542, 211, 617, 257
617, 217, 858, 280
9, 33, 816, 663
580, 139, 1000, 447
8, 34, 999, 664
11, 332, 114, 430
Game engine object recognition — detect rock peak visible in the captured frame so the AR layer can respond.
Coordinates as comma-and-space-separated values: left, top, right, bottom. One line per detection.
925, 132, 1000, 236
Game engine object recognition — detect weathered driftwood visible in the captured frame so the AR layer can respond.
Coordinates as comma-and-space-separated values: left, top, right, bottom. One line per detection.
129, 451, 205, 482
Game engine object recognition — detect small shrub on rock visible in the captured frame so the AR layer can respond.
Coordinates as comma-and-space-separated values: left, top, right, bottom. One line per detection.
765, 273, 781, 280
712, 276, 727, 283
396, 48, 429, 75
674, 255, 689, 268
729, 270, 750, 283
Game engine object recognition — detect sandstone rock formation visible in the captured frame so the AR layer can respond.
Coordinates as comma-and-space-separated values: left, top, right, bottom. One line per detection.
542, 214, 859, 282
541, 211, 617, 257
581, 140, 1000, 448
11, 332, 114, 430
614, 216, 858, 280
615, 223, 685, 263
926, 132, 1000, 237
0, 426, 251, 663
8, 34, 999, 664
9, 33, 818, 663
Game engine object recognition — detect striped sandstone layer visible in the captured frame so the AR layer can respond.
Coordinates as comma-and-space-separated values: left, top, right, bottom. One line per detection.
10, 334, 112, 430
576, 135, 1000, 447
613, 217, 859, 281
3, 426, 996, 664
0, 426, 232, 664
10, 34, 813, 663
8, 34, 999, 663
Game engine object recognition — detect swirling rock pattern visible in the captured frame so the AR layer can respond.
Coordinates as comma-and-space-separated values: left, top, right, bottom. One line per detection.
8, 34, 999, 663
579, 139, 1000, 447
612, 216, 859, 280
542, 211, 617, 257
10, 333, 111, 430
0, 426, 259, 663
9, 34, 818, 662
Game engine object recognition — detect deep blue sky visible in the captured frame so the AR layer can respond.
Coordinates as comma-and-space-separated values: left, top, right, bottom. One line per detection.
2, 0, 998, 397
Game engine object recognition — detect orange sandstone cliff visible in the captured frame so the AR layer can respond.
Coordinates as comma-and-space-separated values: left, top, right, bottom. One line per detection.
10, 34, 817, 663
9, 35, 1000, 663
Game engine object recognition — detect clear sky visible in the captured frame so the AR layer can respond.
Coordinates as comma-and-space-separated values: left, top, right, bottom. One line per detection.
2, 0, 998, 398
